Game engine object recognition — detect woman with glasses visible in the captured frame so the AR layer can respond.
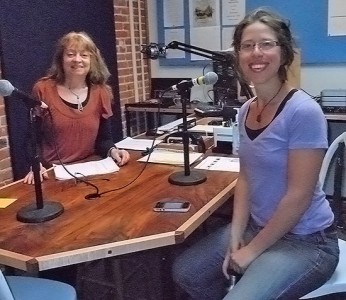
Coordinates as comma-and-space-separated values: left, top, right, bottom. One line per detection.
24, 31, 130, 184
173, 8, 339, 299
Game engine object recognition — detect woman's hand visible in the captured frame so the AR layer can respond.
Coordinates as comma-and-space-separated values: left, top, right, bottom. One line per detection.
23, 164, 49, 184
110, 148, 130, 166
222, 237, 245, 279
226, 245, 258, 276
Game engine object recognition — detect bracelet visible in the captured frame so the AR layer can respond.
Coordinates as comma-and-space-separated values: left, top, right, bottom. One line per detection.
107, 146, 117, 158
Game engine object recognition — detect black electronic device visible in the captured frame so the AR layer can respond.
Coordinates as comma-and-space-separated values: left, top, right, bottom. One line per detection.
194, 103, 223, 117
320, 89, 346, 113
151, 78, 191, 104
177, 118, 197, 131
153, 200, 191, 212
212, 51, 238, 106
163, 131, 206, 153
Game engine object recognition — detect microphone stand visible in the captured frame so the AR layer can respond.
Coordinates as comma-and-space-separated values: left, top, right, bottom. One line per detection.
142, 40, 254, 186
168, 88, 207, 186
16, 107, 64, 223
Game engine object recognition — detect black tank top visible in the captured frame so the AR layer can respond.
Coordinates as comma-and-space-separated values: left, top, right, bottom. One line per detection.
246, 89, 298, 140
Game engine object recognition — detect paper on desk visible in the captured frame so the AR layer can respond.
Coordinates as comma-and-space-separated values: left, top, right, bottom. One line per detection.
157, 117, 195, 132
188, 124, 223, 134
0, 198, 17, 208
195, 156, 239, 172
137, 149, 203, 166
115, 137, 162, 151
54, 157, 119, 180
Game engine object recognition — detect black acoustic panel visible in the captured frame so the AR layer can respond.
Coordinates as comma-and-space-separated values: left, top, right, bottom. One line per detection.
0, 0, 122, 179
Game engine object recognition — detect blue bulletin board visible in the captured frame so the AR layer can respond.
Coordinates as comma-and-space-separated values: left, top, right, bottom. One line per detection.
157, 0, 346, 65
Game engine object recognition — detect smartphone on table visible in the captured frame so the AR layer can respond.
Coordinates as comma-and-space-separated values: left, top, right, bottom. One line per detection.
153, 199, 191, 212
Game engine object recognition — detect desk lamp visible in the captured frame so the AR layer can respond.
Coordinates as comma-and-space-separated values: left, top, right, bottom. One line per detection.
141, 41, 253, 186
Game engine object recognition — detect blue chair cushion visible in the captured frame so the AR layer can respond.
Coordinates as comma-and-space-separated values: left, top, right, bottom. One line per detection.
5, 276, 76, 300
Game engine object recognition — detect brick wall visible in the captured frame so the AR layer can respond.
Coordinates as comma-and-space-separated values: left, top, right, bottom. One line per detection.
0, 0, 151, 184
114, 0, 151, 134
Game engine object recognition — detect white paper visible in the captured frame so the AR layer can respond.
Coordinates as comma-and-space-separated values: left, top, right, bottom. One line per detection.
163, 0, 184, 27
195, 156, 239, 172
188, 124, 222, 134
165, 29, 186, 59
138, 149, 203, 166
222, 0, 245, 26
54, 157, 119, 180
328, 0, 346, 36
157, 117, 195, 132
222, 27, 235, 50
115, 137, 162, 151
190, 84, 214, 103
190, 26, 221, 60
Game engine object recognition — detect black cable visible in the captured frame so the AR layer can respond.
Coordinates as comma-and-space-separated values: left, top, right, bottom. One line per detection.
46, 108, 101, 199
202, 62, 212, 75
44, 88, 173, 199
207, 89, 214, 102
96, 88, 172, 197
300, 88, 321, 102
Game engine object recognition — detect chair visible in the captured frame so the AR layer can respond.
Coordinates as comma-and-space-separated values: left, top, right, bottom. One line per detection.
300, 132, 346, 299
0, 269, 77, 300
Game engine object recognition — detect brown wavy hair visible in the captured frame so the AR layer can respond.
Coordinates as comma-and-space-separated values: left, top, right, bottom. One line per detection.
46, 31, 111, 85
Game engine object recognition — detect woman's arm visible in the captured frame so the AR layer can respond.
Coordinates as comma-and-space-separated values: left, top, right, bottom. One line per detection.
230, 168, 251, 249
223, 166, 251, 277
95, 118, 130, 166
230, 148, 325, 271
95, 117, 115, 157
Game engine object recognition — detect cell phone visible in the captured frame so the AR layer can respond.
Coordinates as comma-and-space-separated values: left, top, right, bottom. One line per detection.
153, 201, 191, 212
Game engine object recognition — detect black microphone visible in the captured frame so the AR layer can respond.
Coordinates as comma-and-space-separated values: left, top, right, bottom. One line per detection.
171, 71, 218, 91
0, 79, 48, 109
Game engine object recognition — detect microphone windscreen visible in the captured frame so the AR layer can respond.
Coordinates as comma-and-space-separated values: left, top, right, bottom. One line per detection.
0, 80, 15, 97
204, 72, 218, 85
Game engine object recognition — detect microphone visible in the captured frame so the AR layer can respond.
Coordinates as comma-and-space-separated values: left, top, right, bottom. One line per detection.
171, 72, 218, 91
0, 79, 48, 109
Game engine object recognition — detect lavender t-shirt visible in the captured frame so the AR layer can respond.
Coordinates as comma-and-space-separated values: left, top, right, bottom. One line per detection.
238, 90, 333, 234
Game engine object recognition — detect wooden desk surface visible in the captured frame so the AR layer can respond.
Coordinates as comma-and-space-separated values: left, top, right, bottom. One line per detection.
0, 151, 237, 273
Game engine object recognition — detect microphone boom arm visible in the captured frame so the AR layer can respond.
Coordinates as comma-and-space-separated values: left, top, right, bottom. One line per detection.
166, 41, 229, 63
167, 41, 254, 100
142, 40, 254, 100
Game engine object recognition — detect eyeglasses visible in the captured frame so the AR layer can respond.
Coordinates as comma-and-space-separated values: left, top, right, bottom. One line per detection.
239, 40, 280, 52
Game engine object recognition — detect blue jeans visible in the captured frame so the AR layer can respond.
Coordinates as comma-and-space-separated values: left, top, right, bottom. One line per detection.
172, 221, 339, 300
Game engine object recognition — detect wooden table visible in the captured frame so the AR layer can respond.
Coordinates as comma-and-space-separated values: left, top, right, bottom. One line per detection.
0, 151, 237, 273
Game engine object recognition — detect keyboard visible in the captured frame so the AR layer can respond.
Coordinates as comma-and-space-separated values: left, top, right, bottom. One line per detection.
194, 103, 223, 117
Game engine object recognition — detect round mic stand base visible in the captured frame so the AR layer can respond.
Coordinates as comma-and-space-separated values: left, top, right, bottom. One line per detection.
168, 170, 207, 186
16, 201, 64, 223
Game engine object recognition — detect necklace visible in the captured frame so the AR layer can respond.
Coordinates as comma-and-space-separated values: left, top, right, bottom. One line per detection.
68, 86, 86, 112
68, 88, 81, 100
256, 83, 284, 123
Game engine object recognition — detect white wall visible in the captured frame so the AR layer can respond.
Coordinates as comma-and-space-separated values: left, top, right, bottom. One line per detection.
147, 0, 346, 97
